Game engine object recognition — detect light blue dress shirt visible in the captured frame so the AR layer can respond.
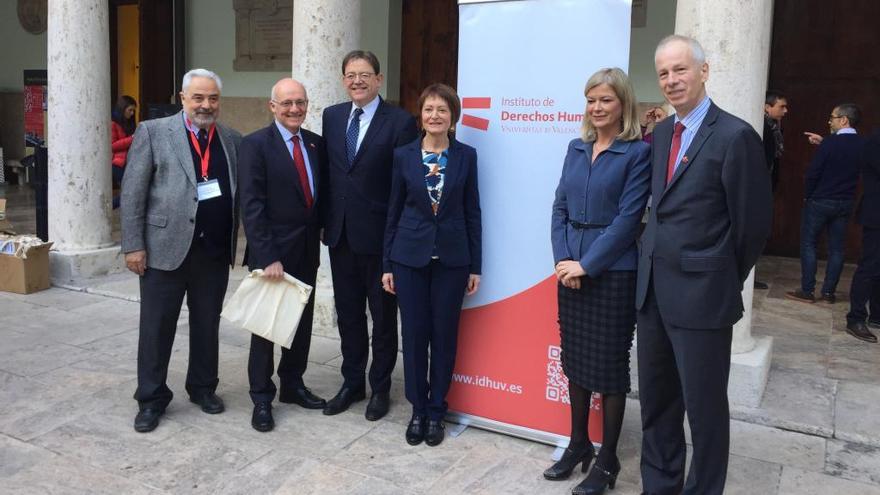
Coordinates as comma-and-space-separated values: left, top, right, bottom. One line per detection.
671, 95, 711, 173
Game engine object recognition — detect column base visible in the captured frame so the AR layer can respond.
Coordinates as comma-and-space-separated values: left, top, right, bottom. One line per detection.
49, 245, 126, 283
628, 335, 773, 408
728, 335, 773, 408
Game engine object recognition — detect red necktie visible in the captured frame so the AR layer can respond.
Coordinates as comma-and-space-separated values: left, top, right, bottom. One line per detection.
666, 122, 686, 184
291, 135, 313, 208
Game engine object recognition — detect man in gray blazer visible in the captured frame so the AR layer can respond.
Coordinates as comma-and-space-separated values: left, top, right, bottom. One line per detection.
636, 36, 772, 494
121, 68, 242, 433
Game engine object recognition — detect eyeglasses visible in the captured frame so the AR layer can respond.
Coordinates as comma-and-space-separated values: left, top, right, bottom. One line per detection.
272, 99, 308, 109
344, 72, 376, 82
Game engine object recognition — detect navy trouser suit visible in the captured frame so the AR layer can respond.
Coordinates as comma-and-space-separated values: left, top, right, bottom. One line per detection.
383, 137, 481, 420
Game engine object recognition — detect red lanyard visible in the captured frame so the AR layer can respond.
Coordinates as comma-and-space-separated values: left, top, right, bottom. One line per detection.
185, 118, 216, 181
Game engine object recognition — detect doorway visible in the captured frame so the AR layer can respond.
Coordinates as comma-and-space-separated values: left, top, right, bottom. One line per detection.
116, 3, 139, 119
766, 0, 880, 260
110, 0, 185, 118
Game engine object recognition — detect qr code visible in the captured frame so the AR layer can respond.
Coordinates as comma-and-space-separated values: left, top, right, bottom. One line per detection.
546, 345, 570, 404
546, 345, 601, 410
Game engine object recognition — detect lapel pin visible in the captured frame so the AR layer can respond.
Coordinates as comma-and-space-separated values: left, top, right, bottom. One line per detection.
681, 156, 689, 164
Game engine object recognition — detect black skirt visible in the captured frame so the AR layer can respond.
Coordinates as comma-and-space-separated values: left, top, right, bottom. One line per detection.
558, 270, 637, 394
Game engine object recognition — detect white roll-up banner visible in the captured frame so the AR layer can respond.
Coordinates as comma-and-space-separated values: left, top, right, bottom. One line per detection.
451, 0, 633, 445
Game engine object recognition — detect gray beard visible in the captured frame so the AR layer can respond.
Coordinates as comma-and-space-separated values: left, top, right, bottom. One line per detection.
190, 111, 216, 128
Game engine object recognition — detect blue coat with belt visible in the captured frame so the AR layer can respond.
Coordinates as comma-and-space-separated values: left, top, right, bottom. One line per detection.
383, 137, 482, 274
551, 137, 651, 276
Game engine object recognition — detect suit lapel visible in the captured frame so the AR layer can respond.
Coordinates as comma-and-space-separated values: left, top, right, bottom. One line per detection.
270, 123, 310, 208
216, 123, 237, 196
664, 105, 718, 191
437, 141, 461, 216
352, 99, 389, 168
169, 112, 197, 187
303, 131, 320, 202
405, 142, 434, 217
665, 123, 713, 191
652, 118, 674, 206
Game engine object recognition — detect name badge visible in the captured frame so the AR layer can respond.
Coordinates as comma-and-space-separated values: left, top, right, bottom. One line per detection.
197, 179, 222, 201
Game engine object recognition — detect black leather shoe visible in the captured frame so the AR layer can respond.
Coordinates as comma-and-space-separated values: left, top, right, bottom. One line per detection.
189, 392, 225, 414
821, 293, 837, 304
251, 402, 274, 432
543, 443, 595, 480
134, 408, 164, 433
754, 280, 769, 289
846, 321, 878, 343
572, 458, 621, 495
424, 419, 445, 446
365, 392, 390, 421
279, 387, 326, 409
868, 318, 880, 329
405, 414, 426, 445
785, 289, 815, 303
323, 385, 366, 416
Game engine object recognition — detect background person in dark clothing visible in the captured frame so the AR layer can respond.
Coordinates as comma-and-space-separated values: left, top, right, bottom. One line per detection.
755, 90, 789, 290
763, 90, 788, 192
845, 129, 880, 342
787, 103, 864, 304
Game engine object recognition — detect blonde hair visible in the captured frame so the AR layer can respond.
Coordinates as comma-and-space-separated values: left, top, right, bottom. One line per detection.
580, 68, 642, 143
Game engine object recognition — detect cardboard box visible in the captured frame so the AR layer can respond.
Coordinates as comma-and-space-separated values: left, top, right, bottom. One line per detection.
0, 241, 53, 294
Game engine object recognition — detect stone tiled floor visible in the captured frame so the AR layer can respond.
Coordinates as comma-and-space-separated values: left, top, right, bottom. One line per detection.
2, 183, 880, 493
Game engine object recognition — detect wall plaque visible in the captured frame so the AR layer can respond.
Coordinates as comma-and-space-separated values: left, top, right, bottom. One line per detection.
631, 0, 648, 28
234, 0, 293, 72
18, 0, 48, 35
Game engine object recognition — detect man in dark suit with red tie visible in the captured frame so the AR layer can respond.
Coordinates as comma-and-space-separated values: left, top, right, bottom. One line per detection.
321, 51, 418, 420
635, 35, 773, 494
239, 78, 327, 432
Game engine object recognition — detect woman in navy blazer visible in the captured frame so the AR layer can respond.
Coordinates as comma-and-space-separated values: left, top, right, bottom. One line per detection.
543, 68, 650, 494
381, 83, 481, 447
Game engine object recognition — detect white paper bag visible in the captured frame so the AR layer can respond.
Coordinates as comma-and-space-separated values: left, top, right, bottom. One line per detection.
221, 269, 313, 349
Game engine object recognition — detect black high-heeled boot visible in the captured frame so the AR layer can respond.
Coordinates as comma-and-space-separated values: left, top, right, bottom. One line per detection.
543, 444, 595, 481
571, 457, 620, 495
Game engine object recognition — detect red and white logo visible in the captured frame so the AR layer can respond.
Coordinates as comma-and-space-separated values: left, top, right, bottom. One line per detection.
461, 97, 491, 131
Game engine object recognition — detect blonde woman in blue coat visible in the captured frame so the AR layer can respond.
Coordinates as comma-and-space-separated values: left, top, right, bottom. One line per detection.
544, 68, 650, 494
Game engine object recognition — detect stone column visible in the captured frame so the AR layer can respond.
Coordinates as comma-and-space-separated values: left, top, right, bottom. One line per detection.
292, 0, 362, 131
291, 1, 362, 332
47, 0, 122, 281
674, 0, 775, 406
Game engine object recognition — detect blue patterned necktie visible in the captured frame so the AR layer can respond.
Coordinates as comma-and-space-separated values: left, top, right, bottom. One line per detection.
346, 107, 364, 166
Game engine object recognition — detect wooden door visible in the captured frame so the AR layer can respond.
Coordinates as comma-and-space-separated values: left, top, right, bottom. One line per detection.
138, 0, 185, 109
766, 0, 880, 260
399, 0, 459, 115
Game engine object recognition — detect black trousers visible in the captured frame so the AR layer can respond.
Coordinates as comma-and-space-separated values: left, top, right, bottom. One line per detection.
637, 282, 732, 495
393, 261, 469, 420
847, 227, 880, 325
248, 239, 320, 404
328, 234, 398, 394
134, 242, 229, 411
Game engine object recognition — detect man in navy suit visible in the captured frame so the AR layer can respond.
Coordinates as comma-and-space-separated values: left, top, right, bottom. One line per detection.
636, 35, 773, 494
239, 78, 327, 432
321, 50, 418, 420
